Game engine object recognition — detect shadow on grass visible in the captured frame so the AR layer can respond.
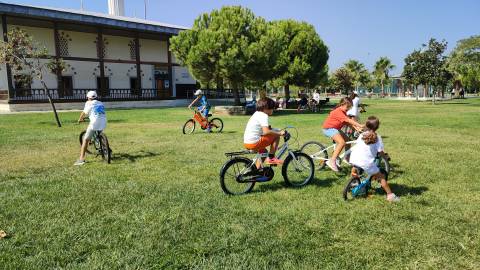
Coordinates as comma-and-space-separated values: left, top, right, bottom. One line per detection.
253, 175, 339, 194
388, 162, 405, 180
112, 150, 160, 163
389, 183, 428, 196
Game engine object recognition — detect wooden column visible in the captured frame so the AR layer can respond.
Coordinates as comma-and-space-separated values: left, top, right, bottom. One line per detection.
135, 33, 142, 96
97, 29, 106, 96
53, 22, 63, 98
167, 37, 173, 98
2, 15, 14, 99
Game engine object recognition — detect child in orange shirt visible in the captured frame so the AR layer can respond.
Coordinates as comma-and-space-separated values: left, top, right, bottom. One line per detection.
322, 97, 364, 172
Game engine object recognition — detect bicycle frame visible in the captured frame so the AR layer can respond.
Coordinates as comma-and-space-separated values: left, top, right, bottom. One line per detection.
310, 140, 357, 166
238, 137, 303, 176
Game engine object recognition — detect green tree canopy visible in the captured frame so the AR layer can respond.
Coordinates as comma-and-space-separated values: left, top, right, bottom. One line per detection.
270, 20, 329, 99
330, 67, 354, 95
403, 39, 451, 97
170, 6, 277, 104
447, 35, 480, 92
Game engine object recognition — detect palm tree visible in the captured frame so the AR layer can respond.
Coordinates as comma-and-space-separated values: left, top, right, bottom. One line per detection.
344, 59, 365, 92
373, 57, 395, 96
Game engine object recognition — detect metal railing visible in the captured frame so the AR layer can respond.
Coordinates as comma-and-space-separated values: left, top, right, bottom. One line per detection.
10, 88, 173, 102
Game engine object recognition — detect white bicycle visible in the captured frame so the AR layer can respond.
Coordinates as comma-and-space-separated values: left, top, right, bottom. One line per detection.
300, 140, 390, 173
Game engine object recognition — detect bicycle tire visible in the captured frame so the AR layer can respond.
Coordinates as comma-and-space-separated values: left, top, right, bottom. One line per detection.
99, 133, 111, 164
343, 177, 361, 201
182, 119, 196, 134
78, 130, 92, 154
300, 141, 328, 170
209, 118, 224, 133
282, 152, 315, 187
219, 157, 255, 195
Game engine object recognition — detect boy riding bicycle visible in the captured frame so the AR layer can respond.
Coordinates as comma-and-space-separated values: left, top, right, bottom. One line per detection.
349, 116, 399, 202
244, 97, 285, 166
74, 91, 107, 166
188, 89, 212, 132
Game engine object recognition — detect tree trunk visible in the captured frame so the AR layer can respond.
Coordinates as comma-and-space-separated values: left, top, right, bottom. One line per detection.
424, 84, 428, 98
381, 80, 384, 97
232, 82, 241, 105
41, 81, 61, 127
284, 84, 290, 101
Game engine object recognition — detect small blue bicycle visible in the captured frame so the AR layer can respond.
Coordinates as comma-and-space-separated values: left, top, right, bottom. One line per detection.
343, 166, 389, 201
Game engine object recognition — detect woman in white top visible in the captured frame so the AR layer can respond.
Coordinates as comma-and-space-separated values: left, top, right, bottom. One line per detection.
347, 91, 361, 121
349, 116, 399, 202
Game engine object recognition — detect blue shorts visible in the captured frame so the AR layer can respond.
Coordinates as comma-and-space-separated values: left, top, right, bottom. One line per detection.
198, 106, 210, 117
323, 128, 339, 138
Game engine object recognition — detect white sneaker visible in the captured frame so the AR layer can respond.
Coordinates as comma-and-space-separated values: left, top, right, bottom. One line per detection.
326, 160, 339, 172
387, 193, 400, 202
74, 160, 86, 166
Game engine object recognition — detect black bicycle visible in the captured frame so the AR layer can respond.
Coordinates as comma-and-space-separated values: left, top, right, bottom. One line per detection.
79, 130, 112, 164
219, 126, 315, 195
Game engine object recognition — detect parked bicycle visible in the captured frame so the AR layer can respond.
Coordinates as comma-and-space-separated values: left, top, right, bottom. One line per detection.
300, 140, 390, 174
219, 126, 314, 195
78, 129, 112, 164
343, 166, 389, 200
182, 108, 223, 134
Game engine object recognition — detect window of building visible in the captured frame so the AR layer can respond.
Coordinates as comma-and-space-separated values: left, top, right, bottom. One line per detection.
61, 76, 73, 97
128, 39, 137, 60
14, 74, 32, 96
58, 32, 71, 57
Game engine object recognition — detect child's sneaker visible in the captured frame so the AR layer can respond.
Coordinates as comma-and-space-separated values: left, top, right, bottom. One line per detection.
74, 159, 86, 166
265, 157, 283, 165
326, 160, 339, 172
386, 193, 400, 202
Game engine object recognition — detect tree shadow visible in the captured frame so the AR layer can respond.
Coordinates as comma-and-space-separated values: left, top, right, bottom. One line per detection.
112, 150, 160, 163
388, 183, 428, 196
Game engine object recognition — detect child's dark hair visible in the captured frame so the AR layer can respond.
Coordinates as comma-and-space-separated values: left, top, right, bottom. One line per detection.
336, 97, 353, 108
256, 97, 276, 111
362, 116, 380, 145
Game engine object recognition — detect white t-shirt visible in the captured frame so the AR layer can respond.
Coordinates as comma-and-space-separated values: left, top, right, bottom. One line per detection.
347, 96, 360, 116
313, 92, 320, 102
349, 132, 384, 168
83, 100, 107, 131
244, 111, 269, 144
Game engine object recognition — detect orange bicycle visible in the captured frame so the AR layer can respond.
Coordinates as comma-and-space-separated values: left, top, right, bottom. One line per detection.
182, 108, 224, 134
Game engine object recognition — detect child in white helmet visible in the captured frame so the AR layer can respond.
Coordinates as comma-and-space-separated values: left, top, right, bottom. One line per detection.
188, 89, 212, 132
74, 91, 107, 166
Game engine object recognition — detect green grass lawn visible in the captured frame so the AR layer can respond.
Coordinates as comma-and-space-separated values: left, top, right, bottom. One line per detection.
1, 98, 479, 269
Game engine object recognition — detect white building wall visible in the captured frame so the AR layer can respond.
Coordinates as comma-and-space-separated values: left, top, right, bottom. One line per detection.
64, 60, 99, 89
141, 64, 155, 88
105, 63, 137, 88
0, 23, 8, 91
104, 35, 132, 60
30, 59, 57, 89
10, 25, 55, 55
64, 31, 97, 58
173, 66, 196, 84
140, 39, 168, 62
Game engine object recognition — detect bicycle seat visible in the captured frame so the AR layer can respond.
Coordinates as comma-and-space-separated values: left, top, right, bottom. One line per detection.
225, 150, 256, 157
207, 114, 212, 117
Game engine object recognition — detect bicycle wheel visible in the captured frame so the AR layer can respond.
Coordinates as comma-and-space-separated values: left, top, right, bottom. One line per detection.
209, 118, 224, 133
182, 119, 196, 134
99, 133, 111, 164
300, 141, 328, 170
375, 155, 390, 176
343, 177, 361, 201
282, 152, 314, 187
78, 130, 92, 154
219, 157, 255, 195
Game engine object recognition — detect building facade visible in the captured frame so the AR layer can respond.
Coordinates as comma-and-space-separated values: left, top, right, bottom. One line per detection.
0, 2, 199, 106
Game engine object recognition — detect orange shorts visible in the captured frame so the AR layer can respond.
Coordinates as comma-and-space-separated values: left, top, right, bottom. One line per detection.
244, 134, 277, 153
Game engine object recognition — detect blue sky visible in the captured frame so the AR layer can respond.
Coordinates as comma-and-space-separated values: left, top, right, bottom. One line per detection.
5, 0, 479, 74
